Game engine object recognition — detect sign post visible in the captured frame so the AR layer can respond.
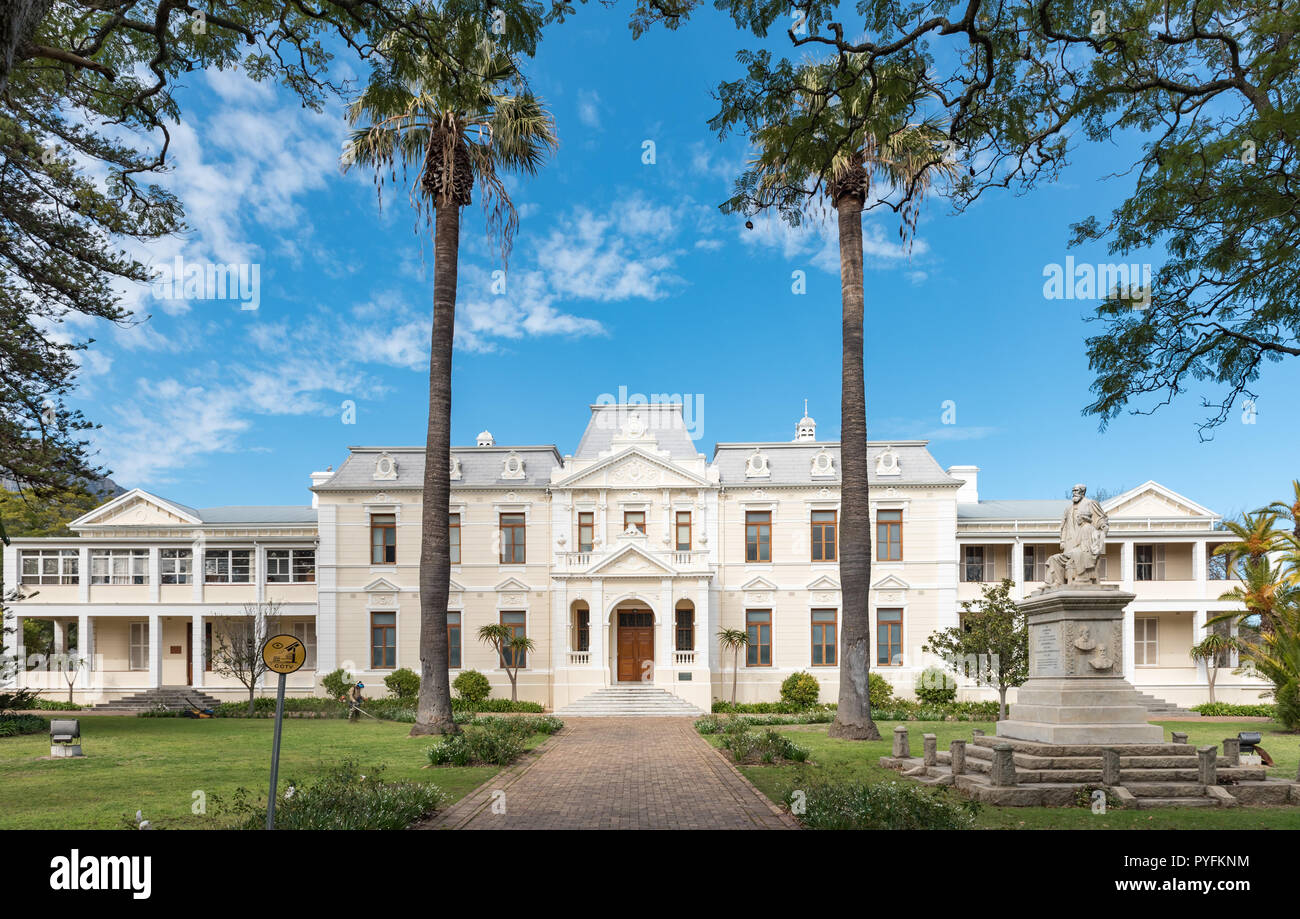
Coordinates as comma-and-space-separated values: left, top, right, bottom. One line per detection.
261, 633, 307, 830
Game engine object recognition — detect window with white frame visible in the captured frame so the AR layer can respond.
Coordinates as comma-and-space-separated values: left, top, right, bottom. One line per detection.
290, 620, 318, 669
129, 621, 149, 670
204, 549, 253, 583
1135, 544, 1165, 581
961, 546, 989, 582
1135, 617, 1159, 665
160, 548, 193, 584
90, 548, 149, 585
20, 549, 79, 585
266, 549, 315, 583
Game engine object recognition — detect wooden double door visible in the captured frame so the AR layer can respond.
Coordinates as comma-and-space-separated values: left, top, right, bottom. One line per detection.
616, 610, 654, 682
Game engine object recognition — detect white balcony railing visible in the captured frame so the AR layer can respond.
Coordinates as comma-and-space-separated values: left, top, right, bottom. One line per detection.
567, 651, 590, 665
556, 549, 710, 571
673, 650, 695, 665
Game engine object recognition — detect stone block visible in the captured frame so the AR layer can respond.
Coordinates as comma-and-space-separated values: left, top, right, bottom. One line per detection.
1221, 737, 1240, 767
1171, 731, 1188, 745
950, 740, 967, 776
892, 725, 909, 759
1197, 745, 1217, 786
992, 744, 1017, 787
923, 733, 937, 766
1101, 749, 1121, 786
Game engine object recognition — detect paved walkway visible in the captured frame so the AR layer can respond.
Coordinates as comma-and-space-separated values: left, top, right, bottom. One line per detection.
423, 718, 797, 830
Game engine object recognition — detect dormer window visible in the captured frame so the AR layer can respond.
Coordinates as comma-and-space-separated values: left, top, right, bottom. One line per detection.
875, 446, 901, 476
501, 451, 525, 480
810, 448, 835, 477
374, 452, 398, 481
745, 449, 770, 478
449, 456, 462, 480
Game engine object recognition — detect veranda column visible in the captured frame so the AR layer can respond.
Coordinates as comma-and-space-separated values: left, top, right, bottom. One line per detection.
1011, 541, 1025, 600
148, 546, 161, 603
8, 612, 24, 688
191, 614, 205, 688
52, 619, 66, 655
1192, 608, 1208, 688
77, 613, 93, 685
147, 613, 162, 688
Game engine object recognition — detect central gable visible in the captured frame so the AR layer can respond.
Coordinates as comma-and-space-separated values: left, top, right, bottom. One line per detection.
556, 447, 708, 490
1103, 481, 1218, 520
585, 544, 676, 577
71, 488, 201, 529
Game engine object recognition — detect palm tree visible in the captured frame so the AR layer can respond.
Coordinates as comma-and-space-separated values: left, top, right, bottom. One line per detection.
1189, 630, 1244, 704
1209, 556, 1299, 634
1264, 480, 1300, 538
717, 628, 749, 706
1235, 607, 1300, 731
342, 26, 557, 736
719, 61, 954, 740
1213, 509, 1283, 564
476, 624, 536, 703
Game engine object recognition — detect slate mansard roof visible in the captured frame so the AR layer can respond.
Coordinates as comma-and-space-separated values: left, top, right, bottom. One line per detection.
574, 403, 704, 461
712, 440, 963, 488
313, 444, 563, 491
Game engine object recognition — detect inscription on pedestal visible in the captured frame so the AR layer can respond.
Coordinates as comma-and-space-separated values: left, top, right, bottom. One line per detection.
1032, 623, 1061, 677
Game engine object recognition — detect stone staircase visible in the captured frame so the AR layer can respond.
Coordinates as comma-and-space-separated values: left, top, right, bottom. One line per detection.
554, 686, 705, 718
1133, 691, 1199, 718
883, 730, 1300, 808
92, 686, 224, 712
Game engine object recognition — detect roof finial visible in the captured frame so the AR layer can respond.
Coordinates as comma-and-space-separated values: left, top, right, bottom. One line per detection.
804, 398, 808, 416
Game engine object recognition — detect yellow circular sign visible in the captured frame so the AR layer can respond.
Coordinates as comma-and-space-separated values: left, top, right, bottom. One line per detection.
262, 634, 307, 674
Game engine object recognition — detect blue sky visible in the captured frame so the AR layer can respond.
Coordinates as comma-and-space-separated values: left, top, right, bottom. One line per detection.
65, 6, 1300, 518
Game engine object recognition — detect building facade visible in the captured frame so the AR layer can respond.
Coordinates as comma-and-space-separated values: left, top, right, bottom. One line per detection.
1, 403, 1265, 709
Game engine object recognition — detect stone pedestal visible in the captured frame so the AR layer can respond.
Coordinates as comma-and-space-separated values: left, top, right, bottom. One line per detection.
997, 586, 1164, 745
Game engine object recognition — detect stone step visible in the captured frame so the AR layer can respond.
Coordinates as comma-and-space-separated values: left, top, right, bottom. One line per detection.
554, 687, 704, 718
1130, 797, 1220, 810
1126, 782, 1208, 797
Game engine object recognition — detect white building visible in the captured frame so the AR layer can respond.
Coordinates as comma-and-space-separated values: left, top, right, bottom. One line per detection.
1, 403, 1264, 710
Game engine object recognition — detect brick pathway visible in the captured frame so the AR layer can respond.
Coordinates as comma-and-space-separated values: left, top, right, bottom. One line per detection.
423, 718, 797, 830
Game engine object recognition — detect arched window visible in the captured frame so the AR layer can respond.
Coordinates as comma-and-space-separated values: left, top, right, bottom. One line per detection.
674, 600, 695, 652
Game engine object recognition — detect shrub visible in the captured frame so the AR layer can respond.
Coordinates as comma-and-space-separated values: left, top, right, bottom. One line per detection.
780, 671, 821, 708
384, 668, 421, 700
789, 780, 979, 830
228, 761, 445, 830
0, 714, 49, 737
914, 667, 958, 705
426, 734, 474, 766
712, 700, 834, 714
0, 689, 41, 712
321, 668, 353, 700
868, 673, 894, 708
721, 726, 809, 764
426, 717, 546, 767
452, 697, 542, 713
1190, 702, 1277, 717
26, 698, 83, 711
1276, 680, 1300, 732
453, 669, 492, 704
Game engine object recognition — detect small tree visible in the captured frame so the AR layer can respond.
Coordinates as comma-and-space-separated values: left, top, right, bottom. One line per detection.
476, 624, 535, 703
923, 579, 1028, 721
1190, 631, 1245, 705
717, 628, 749, 706
210, 602, 283, 714
58, 653, 85, 703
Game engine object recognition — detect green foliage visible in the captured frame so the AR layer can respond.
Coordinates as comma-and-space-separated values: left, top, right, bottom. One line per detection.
321, 669, 353, 700
869, 672, 895, 708
1191, 703, 1277, 718
697, 711, 837, 734
227, 760, 445, 831
426, 714, 562, 766
923, 579, 1028, 711
0, 714, 49, 737
720, 726, 810, 765
452, 697, 543, 713
384, 668, 421, 700
914, 666, 958, 705
452, 669, 492, 704
788, 780, 979, 830
0, 689, 40, 713
1074, 785, 1122, 810
712, 700, 834, 714
778, 671, 821, 708
23, 698, 83, 711
868, 701, 1001, 723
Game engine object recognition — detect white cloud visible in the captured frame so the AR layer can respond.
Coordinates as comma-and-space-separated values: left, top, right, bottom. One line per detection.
576, 90, 601, 129
739, 208, 932, 275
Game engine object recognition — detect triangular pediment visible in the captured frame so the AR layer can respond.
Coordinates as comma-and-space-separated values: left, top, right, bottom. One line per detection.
1102, 481, 1217, 520
362, 576, 401, 593
872, 574, 911, 591
739, 576, 780, 592
555, 447, 708, 490
70, 488, 202, 529
806, 575, 840, 591
585, 544, 676, 577
494, 577, 532, 592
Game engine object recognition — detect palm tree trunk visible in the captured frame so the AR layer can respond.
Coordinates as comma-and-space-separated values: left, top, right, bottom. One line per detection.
828, 183, 881, 741
411, 201, 461, 737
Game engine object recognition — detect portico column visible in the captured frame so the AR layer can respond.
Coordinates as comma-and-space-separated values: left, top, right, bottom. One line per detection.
191, 614, 205, 688
52, 619, 66, 655
9, 612, 24, 688
1192, 608, 1207, 685
1120, 541, 1134, 591
77, 613, 93, 682
147, 613, 162, 688
1122, 608, 1136, 684
1011, 541, 1025, 600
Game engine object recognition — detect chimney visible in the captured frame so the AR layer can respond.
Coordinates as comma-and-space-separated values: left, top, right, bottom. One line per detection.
309, 468, 334, 508
947, 465, 978, 504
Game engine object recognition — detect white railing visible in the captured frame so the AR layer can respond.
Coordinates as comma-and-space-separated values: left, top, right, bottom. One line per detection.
561, 552, 593, 568
673, 650, 695, 665
567, 651, 591, 665
558, 549, 710, 571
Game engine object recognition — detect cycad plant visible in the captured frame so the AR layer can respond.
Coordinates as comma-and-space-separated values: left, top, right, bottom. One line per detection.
1236, 609, 1300, 731
717, 628, 749, 706
342, 22, 557, 736
476, 624, 537, 703
715, 59, 955, 739
1210, 556, 1299, 634
1265, 480, 1300, 538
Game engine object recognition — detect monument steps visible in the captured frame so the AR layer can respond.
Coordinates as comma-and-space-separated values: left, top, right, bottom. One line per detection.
1126, 782, 1210, 797
1129, 796, 1220, 810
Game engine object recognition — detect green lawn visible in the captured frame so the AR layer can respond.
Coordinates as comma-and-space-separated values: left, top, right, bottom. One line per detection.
0, 717, 531, 829
716, 719, 1300, 829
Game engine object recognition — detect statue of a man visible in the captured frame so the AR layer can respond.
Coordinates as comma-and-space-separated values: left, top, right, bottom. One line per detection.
1044, 484, 1109, 588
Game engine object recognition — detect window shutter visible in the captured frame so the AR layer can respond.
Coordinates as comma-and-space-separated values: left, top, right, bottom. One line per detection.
1155, 544, 1166, 581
